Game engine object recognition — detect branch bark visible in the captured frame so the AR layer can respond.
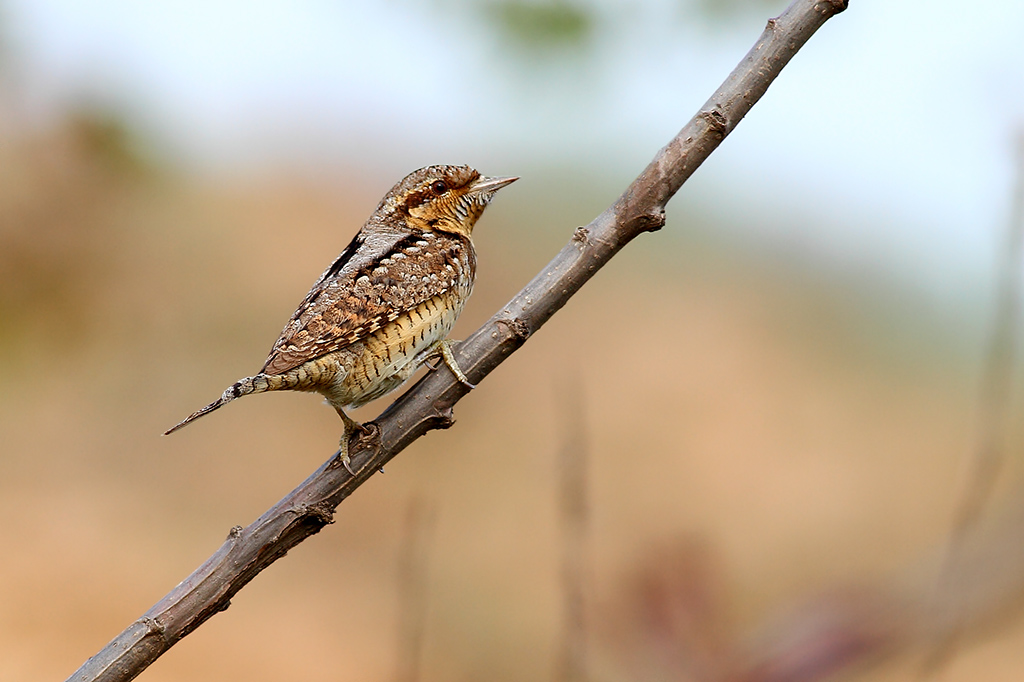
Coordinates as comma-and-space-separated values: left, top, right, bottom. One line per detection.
67, 1, 848, 680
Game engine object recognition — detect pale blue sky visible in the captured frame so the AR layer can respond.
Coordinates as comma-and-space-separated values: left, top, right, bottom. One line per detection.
4, 0, 1024, 299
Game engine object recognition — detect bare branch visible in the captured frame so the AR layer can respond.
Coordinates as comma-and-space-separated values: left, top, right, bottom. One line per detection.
394, 498, 437, 682
555, 373, 591, 682
923, 132, 1024, 672
66, 2, 849, 680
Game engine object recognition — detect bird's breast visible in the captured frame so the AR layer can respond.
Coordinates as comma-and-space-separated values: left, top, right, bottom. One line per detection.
337, 283, 472, 408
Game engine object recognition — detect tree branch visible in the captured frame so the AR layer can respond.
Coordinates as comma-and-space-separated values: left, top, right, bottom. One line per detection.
922, 130, 1024, 672
66, 1, 848, 680
394, 497, 436, 682
555, 373, 591, 682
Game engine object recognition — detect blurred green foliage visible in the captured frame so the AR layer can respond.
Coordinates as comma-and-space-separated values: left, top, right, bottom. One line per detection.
692, 0, 781, 24
67, 107, 155, 177
464, 0, 784, 62
485, 0, 593, 53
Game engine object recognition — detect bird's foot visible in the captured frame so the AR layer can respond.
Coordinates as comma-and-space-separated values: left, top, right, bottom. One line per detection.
334, 408, 375, 476
429, 339, 476, 390
336, 431, 357, 475
333, 409, 370, 473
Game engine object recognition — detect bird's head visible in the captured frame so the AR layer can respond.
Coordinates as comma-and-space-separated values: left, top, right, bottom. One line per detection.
375, 164, 517, 237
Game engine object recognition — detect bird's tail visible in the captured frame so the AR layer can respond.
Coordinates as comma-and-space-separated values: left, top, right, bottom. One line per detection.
163, 374, 285, 436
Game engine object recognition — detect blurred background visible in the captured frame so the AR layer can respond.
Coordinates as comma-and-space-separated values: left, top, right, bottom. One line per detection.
2, 0, 1024, 680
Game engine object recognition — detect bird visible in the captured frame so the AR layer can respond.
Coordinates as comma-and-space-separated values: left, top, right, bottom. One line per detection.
164, 164, 517, 473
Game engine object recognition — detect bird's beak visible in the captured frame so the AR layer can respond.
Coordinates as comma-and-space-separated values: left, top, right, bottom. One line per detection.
470, 175, 519, 195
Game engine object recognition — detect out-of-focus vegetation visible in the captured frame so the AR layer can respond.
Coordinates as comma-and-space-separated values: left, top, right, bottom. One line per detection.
0, 110, 149, 347
486, 1, 594, 53
478, 0, 782, 55
466, 0, 784, 66
691, 0, 781, 23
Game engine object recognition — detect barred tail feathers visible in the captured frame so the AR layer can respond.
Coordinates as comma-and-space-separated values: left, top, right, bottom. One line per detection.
163, 374, 282, 436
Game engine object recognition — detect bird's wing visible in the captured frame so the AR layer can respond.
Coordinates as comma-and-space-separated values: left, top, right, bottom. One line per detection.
260, 227, 472, 376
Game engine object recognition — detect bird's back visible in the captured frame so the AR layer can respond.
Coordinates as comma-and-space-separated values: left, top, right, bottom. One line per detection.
261, 226, 476, 379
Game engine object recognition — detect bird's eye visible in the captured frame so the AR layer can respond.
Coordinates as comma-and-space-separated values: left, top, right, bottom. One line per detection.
431, 180, 448, 196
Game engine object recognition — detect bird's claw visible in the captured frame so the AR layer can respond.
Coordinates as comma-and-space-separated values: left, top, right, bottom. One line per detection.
434, 339, 476, 390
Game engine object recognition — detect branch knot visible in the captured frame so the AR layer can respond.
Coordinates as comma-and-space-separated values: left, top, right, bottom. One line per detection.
428, 404, 455, 430
572, 226, 589, 247
497, 317, 531, 345
639, 208, 666, 233
300, 502, 335, 526
700, 109, 728, 139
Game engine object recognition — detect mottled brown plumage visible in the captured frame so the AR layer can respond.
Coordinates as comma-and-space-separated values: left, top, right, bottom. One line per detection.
165, 164, 517, 471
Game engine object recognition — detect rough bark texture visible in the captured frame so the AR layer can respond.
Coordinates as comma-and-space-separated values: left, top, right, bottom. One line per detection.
66, 1, 849, 680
